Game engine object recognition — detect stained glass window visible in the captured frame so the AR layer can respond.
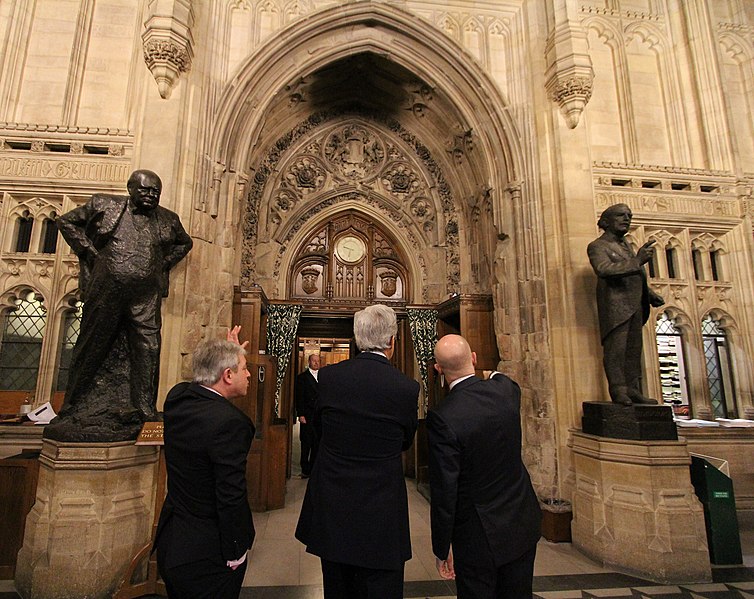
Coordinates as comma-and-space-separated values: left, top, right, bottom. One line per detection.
0, 292, 46, 391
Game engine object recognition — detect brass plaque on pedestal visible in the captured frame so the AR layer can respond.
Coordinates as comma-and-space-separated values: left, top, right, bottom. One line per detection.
136, 421, 164, 445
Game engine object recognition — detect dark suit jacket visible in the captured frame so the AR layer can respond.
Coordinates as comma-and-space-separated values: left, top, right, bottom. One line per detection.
587, 234, 651, 341
295, 369, 318, 421
57, 193, 192, 301
295, 352, 419, 570
154, 382, 255, 569
427, 374, 541, 568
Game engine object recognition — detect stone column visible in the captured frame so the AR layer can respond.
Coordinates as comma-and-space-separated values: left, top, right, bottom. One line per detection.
570, 430, 711, 584
15, 440, 159, 599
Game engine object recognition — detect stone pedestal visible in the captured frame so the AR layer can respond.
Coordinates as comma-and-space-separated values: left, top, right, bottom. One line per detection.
569, 430, 711, 584
15, 440, 159, 599
582, 401, 677, 440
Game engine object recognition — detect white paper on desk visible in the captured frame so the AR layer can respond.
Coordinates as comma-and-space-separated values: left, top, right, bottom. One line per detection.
674, 418, 720, 427
28, 402, 56, 424
717, 418, 754, 427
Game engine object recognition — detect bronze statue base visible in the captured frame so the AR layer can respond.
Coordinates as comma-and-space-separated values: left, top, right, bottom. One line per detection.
582, 401, 677, 440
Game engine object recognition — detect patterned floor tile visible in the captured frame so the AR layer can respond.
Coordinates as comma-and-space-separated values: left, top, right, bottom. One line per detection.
584, 589, 636, 597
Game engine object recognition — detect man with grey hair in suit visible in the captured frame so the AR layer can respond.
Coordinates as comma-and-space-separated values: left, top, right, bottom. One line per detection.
154, 329, 254, 599
587, 203, 664, 405
296, 304, 419, 599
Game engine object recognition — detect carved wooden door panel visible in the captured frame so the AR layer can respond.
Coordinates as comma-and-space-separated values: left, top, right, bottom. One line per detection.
289, 210, 409, 306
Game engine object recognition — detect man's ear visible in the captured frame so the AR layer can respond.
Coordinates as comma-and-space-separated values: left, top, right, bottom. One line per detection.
433, 362, 442, 374
471, 352, 477, 368
221, 368, 233, 385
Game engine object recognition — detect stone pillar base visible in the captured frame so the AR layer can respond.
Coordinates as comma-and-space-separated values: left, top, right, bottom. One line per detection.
15, 439, 159, 599
569, 430, 711, 584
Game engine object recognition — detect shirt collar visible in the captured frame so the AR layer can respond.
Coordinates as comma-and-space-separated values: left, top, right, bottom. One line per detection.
449, 373, 475, 390
199, 384, 224, 398
309, 368, 318, 380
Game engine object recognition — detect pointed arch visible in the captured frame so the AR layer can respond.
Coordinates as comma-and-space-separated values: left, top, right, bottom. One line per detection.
206, 2, 524, 224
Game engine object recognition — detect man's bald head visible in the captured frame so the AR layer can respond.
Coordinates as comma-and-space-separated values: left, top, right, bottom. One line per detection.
434, 334, 476, 383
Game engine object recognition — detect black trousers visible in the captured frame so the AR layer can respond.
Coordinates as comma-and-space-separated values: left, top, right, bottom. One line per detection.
321, 558, 404, 599
299, 421, 318, 475
454, 544, 537, 599
157, 546, 247, 599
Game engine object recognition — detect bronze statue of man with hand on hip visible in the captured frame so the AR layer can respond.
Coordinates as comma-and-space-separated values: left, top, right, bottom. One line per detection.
47, 169, 192, 442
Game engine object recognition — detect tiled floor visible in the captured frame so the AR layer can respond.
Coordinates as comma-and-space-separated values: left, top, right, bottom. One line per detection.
2, 433, 753, 598
231, 476, 754, 598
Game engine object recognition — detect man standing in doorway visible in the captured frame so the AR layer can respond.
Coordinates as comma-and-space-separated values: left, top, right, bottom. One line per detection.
295, 353, 320, 478
154, 334, 254, 599
428, 334, 541, 598
296, 304, 419, 599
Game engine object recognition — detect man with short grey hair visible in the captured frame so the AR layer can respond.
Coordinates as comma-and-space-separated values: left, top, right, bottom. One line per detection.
155, 332, 254, 599
296, 304, 419, 599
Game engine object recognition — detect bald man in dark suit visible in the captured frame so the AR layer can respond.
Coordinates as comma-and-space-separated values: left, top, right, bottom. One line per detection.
428, 334, 541, 598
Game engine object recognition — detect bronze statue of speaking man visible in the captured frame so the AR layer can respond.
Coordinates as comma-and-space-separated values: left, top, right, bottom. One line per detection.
587, 203, 664, 406
46, 170, 193, 442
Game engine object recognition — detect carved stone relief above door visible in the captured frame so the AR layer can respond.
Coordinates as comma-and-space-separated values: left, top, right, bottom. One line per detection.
241, 110, 460, 303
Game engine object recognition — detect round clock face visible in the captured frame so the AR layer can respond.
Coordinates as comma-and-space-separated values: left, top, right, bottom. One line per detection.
335, 235, 366, 264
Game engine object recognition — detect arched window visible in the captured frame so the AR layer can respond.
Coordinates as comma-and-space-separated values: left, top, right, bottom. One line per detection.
15, 212, 34, 253
710, 250, 722, 281
55, 301, 83, 392
691, 249, 703, 280
665, 245, 678, 279
0, 291, 46, 391
655, 312, 689, 417
702, 315, 737, 419
40, 215, 59, 254
647, 250, 658, 278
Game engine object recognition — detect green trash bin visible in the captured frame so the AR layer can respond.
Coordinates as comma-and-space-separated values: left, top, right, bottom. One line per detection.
689, 455, 743, 565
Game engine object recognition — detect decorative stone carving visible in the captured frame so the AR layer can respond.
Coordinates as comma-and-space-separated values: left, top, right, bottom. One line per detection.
270, 187, 299, 226
408, 84, 434, 117
285, 157, 325, 193
324, 124, 385, 180
409, 197, 435, 233
142, 0, 195, 99
544, 19, 594, 129
446, 130, 473, 164
381, 163, 420, 197
242, 109, 459, 293
547, 74, 593, 129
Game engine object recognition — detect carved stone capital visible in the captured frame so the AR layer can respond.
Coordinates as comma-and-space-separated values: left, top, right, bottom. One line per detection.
142, 0, 195, 99
544, 20, 594, 129
546, 72, 593, 129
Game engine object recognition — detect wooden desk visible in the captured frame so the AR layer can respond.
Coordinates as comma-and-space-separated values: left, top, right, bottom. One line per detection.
0, 451, 40, 579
